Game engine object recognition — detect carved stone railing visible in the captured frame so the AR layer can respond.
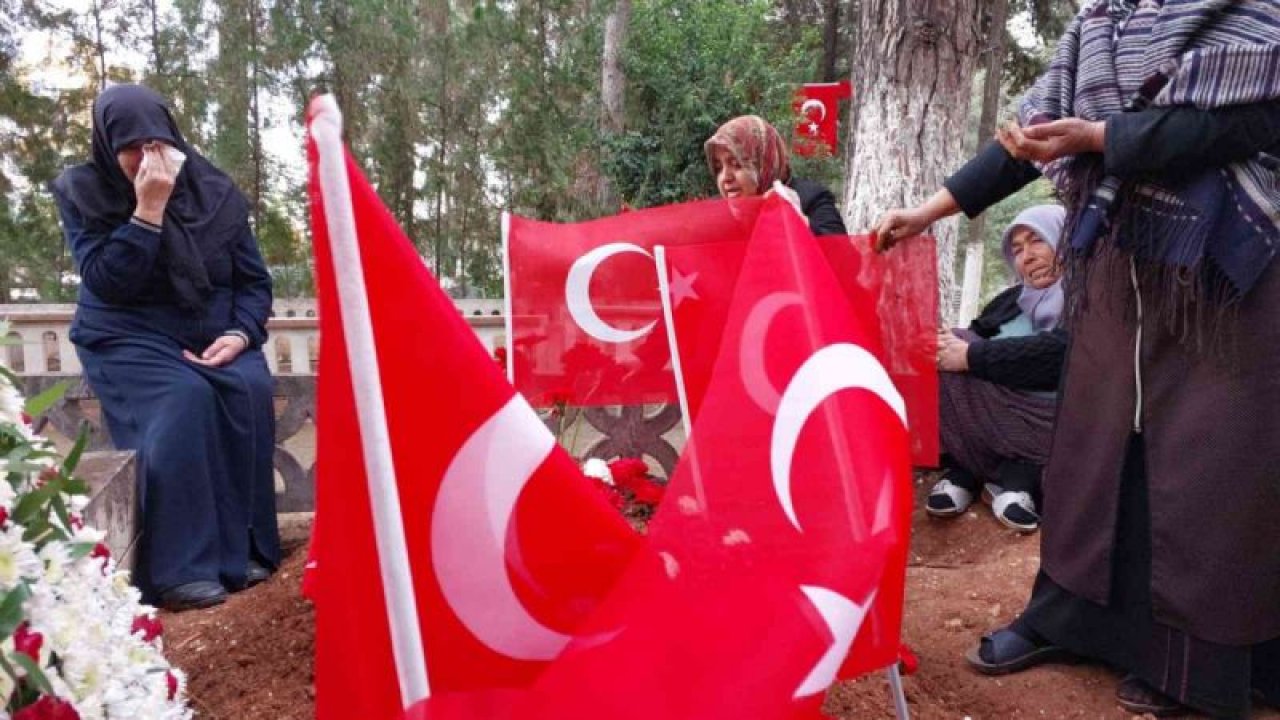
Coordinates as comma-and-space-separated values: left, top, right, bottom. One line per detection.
0, 299, 509, 376
4, 300, 686, 514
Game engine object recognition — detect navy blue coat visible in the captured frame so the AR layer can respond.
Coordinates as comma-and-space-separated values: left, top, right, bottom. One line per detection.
55, 198, 281, 599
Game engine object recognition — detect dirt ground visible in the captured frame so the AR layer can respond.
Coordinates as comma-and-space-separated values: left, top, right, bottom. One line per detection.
163, 479, 1280, 719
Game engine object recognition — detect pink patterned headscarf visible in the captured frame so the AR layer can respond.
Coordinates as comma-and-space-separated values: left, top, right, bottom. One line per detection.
704, 115, 791, 193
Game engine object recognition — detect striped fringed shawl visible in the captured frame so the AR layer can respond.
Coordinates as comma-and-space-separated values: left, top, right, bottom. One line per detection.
1019, 0, 1280, 311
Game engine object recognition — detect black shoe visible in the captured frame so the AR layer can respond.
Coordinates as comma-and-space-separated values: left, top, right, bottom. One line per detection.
1116, 675, 1190, 717
159, 581, 228, 611
245, 560, 271, 588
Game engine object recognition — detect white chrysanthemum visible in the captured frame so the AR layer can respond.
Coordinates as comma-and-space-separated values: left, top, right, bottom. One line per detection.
70, 526, 106, 545
0, 527, 42, 590
38, 543, 71, 585
68, 494, 90, 514
0, 379, 23, 426
582, 457, 614, 486
0, 383, 191, 718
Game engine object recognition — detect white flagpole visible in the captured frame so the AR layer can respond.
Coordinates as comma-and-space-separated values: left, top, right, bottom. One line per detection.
654, 246, 711, 511
886, 663, 911, 719
653, 245, 692, 439
310, 94, 431, 707
501, 212, 515, 383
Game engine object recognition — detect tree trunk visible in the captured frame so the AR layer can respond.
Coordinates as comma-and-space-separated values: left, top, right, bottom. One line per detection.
599, 0, 631, 208
601, 0, 630, 135
146, 0, 162, 75
91, 2, 108, 91
958, 0, 1010, 324
821, 0, 841, 82
213, 1, 254, 217
247, 0, 264, 229
843, 0, 986, 324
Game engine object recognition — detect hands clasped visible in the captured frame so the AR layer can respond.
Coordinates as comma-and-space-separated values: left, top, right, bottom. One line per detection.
996, 118, 1106, 164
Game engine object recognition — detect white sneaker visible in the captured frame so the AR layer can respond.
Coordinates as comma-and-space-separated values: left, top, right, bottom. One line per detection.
926, 478, 974, 517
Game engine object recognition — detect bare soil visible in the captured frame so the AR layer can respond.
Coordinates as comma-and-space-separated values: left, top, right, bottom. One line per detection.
163, 481, 1280, 719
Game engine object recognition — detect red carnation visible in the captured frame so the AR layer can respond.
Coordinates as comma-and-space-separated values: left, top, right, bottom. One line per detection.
631, 478, 666, 505
607, 458, 648, 488
594, 480, 625, 510
12, 695, 78, 720
0, 507, 8, 526
608, 458, 665, 506
90, 543, 110, 561
19, 412, 31, 426
13, 622, 43, 663
131, 614, 164, 643
165, 671, 179, 701
493, 346, 508, 366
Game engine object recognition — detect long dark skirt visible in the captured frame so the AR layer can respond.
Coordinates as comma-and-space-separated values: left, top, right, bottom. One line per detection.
938, 355, 1057, 483
1013, 435, 1280, 718
77, 337, 281, 600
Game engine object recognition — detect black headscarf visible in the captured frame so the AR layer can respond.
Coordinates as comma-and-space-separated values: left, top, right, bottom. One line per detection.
51, 84, 250, 312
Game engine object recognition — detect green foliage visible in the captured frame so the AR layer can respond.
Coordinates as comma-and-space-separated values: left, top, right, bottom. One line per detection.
3, 0, 1047, 303
20, 382, 66, 419
604, 0, 822, 208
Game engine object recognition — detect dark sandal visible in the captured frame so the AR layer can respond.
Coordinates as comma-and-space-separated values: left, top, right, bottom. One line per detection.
1116, 674, 1190, 717
964, 627, 1077, 676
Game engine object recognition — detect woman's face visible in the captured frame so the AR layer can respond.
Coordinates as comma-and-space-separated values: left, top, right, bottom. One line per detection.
115, 140, 170, 183
710, 146, 759, 199
1009, 227, 1060, 289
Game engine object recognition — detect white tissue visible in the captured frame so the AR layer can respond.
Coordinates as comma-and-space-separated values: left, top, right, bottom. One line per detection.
139, 143, 187, 174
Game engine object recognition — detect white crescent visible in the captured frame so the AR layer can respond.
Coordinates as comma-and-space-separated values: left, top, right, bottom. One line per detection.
565, 242, 657, 343
799, 98, 827, 122
738, 291, 804, 414
771, 343, 907, 532
431, 394, 571, 660
794, 586, 875, 698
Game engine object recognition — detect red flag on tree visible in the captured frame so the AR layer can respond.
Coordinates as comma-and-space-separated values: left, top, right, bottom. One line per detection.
306, 95, 641, 719
792, 80, 852, 157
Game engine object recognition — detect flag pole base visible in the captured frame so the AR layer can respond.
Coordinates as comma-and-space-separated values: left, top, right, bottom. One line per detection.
886, 664, 910, 720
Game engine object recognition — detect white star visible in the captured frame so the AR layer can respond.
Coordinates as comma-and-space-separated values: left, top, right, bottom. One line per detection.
808, 121, 820, 135
669, 268, 700, 309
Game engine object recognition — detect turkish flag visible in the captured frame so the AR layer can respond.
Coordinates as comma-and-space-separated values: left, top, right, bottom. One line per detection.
661, 234, 940, 466
404, 198, 910, 720
504, 198, 762, 407
663, 198, 914, 679
306, 96, 642, 720
528, 196, 911, 714
793, 80, 852, 157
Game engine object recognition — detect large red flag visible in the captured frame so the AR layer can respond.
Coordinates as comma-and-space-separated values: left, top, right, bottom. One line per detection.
306, 96, 642, 720
660, 235, 940, 465
406, 197, 910, 720
792, 80, 852, 157
528, 196, 911, 716
504, 199, 762, 407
